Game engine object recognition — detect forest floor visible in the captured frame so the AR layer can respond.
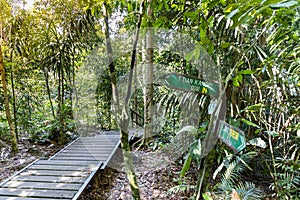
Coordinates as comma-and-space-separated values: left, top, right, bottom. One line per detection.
80, 147, 198, 200
0, 138, 59, 183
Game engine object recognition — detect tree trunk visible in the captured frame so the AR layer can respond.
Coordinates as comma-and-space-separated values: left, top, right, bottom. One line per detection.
56, 62, 64, 145
0, 45, 18, 154
44, 67, 56, 119
10, 50, 18, 141
143, 0, 154, 142
103, 4, 119, 108
103, 2, 145, 199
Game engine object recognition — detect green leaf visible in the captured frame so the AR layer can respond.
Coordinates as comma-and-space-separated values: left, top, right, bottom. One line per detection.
165, 3, 169, 11
176, 125, 198, 136
240, 70, 254, 75
237, 61, 245, 67
233, 77, 240, 87
270, 1, 299, 8
190, 139, 201, 157
265, 131, 280, 137
202, 193, 214, 200
227, 8, 239, 19
183, 11, 197, 19
240, 118, 260, 128
185, 51, 194, 61
237, 73, 243, 83
180, 153, 192, 180
127, 2, 132, 12
243, 103, 265, 112
220, 42, 231, 48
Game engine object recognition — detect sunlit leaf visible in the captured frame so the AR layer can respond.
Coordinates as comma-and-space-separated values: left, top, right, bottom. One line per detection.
240, 70, 254, 75
248, 137, 267, 148
202, 193, 214, 200
240, 118, 260, 128
270, 1, 299, 8
265, 131, 280, 137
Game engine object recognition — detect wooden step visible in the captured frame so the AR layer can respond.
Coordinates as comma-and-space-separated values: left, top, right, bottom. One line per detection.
2, 181, 81, 191
21, 170, 89, 177
0, 188, 75, 199
12, 175, 86, 184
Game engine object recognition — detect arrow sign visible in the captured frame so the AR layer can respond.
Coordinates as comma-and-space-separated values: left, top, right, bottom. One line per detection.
160, 73, 219, 97
218, 121, 246, 153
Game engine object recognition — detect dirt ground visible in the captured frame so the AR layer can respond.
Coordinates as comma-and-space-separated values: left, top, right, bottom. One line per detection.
0, 138, 59, 183
80, 148, 197, 200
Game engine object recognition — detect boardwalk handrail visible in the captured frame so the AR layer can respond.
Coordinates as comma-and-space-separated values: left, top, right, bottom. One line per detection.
130, 108, 144, 127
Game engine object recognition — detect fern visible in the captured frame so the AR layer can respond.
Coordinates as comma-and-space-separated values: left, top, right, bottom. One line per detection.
167, 184, 196, 195
213, 151, 265, 199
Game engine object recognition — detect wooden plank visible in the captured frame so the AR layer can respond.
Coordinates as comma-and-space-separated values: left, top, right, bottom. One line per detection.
12, 175, 85, 183
0, 188, 75, 199
77, 137, 119, 141
100, 131, 120, 135
0, 197, 60, 200
69, 145, 118, 148
82, 135, 120, 138
80, 140, 119, 143
62, 148, 115, 152
56, 153, 112, 160
56, 153, 111, 157
72, 142, 118, 145
51, 157, 106, 161
3, 181, 81, 191
76, 138, 119, 141
28, 165, 93, 171
66, 147, 116, 151
48, 138, 80, 161
35, 160, 98, 166
20, 170, 89, 177
68, 145, 117, 148
50, 156, 97, 160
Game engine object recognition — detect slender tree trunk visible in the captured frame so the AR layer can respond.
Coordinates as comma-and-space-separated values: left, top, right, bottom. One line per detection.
103, 4, 119, 108
61, 65, 65, 107
44, 67, 56, 119
143, 0, 154, 141
9, 50, 18, 141
0, 45, 18, 154
134, 63, 138, 127
57, 63, 64, 144
103, 2, 145, 199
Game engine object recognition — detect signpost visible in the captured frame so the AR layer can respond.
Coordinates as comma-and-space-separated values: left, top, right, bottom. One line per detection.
161, 72, 246, 154
160, 73, 219, 97
218, 120, 246, 152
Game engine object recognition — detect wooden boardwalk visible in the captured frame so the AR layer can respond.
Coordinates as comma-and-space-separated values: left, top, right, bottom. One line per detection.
0, 131, 120, 200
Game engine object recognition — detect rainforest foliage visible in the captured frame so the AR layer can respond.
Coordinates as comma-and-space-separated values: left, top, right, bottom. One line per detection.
0, 0, 299, 199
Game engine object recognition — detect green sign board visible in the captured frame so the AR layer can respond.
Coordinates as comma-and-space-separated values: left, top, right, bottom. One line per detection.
218, 121, 246, 152
160, 73, 219, 97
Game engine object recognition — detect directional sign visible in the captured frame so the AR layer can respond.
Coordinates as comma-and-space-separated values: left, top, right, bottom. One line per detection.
160, 73, 219, 97
218, 121, 246, 152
